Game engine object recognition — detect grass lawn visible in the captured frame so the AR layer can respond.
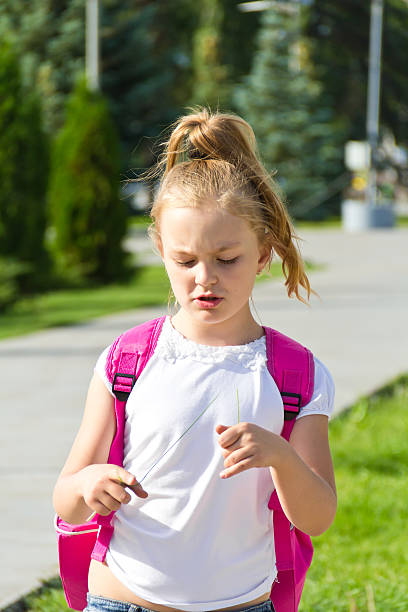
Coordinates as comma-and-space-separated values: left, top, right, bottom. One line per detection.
296, 215, 408, 230
128, 213, 408, 230
301, 374, 408, 611
13, 374, 408, 612
0, 266, 171, 340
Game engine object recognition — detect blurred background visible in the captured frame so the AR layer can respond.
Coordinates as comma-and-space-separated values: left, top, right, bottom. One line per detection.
0, 0, 407, 320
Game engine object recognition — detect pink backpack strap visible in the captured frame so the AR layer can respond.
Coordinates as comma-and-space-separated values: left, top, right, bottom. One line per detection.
91, 316, 166, 563
263, 327, 314, 441
264, 326, 315, 612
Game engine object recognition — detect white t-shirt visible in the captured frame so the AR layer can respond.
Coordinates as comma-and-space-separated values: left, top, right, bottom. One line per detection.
94, 317, 334, 611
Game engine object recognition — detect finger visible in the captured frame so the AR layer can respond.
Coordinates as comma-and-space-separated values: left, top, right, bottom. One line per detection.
112, 468, 136, 487
220, 457, 253, 479
216, 424, 241, 448
215, 424, 230, 435
91, 491, 123, 515
112, 469, 148, 498
127, 482, 148, 498
105, 481, 132, 505
223, 447, 253, 469
220, 437, 246, 457
86, 500, 113, 517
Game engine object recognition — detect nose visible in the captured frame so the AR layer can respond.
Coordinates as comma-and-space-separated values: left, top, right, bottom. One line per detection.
195, 261, 217, 288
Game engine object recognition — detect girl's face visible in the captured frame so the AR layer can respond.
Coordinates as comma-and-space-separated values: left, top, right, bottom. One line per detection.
158, 204, 269, 343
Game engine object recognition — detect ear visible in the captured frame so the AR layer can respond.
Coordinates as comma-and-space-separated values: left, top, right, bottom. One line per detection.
257, 245, 271, 275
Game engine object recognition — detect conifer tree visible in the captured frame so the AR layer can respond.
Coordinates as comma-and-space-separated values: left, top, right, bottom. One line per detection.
190, 0, 229, 109
48, 79, 128, 282
0, 0, 84, 134
235, 6, 345, 218
100, 1, 179, 170
0, 41, 49, 291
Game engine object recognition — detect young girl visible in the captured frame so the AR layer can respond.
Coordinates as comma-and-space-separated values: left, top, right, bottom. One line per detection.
53, 108, 337, 612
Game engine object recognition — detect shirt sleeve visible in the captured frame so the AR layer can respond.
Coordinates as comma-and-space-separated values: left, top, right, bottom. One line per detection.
296, 356, 335, 420
94, 345, 115, 396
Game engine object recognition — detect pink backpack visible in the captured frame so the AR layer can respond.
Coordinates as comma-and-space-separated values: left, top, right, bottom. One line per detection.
55, 316, 314, 611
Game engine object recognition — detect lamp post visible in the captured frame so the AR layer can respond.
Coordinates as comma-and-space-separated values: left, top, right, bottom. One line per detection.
86, 0, 99, 91
365, 0, 384, 207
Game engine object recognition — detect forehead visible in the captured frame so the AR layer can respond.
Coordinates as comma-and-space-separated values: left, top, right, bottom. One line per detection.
159, 206, 257, 251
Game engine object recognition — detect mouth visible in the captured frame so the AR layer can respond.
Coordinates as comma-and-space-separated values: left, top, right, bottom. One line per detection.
194, 295, 223, 309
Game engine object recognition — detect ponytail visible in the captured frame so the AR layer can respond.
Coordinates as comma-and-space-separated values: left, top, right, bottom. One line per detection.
149, 107, 312, 304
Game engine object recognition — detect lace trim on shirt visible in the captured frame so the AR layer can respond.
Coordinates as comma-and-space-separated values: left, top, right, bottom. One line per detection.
155, 318, 267, 371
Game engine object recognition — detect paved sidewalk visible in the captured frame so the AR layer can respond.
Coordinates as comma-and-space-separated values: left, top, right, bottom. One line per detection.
0, 228, 407, 608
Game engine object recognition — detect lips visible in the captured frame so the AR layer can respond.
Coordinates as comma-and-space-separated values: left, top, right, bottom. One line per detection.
194, 294, 223, 309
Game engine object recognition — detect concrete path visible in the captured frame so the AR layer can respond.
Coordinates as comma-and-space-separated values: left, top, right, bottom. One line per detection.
0, 227, 407, 608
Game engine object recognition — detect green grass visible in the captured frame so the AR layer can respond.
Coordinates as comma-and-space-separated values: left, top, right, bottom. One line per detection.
130, 213, 408, 230
295, 216, 342, 229
0, 266, 171, 340
6, 577, 71, 612
12, 375, 408, 612
296, 214, 408, 229
397, 215, 408, 227
301, 374, 408, 611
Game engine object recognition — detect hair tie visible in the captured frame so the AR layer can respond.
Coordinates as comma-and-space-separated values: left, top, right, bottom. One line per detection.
189, 148, 208, 160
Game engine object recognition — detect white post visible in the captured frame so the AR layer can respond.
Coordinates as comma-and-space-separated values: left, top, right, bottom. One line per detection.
86, 0, 99, 91
365, 0, 384, 207
238, 1, 299, 14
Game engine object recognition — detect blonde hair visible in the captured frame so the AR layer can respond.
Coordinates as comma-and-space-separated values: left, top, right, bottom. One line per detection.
148, 107, 311, 303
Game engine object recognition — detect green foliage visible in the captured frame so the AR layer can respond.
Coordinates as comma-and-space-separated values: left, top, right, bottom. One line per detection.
0, 0, 199, 171
190, 0, 229, 109
301, 375, 408, 610
0, 41, 50, 291
190, 0, 261, 112
235, 8, 346, 219
100, 0, 194, 170
0, 0, 84, 134
48, 78, 128, 283
218, 0, 261, 89
0, 1, 261, 174
0, 258, 28, 312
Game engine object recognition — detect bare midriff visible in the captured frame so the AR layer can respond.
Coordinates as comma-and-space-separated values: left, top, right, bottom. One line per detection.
88, 560, 270, 612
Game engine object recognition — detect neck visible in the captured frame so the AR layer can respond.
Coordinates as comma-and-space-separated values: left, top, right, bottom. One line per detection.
171, 309, 264, 346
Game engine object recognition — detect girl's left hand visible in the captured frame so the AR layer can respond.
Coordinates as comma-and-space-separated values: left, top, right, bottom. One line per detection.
216, 422, 287, 479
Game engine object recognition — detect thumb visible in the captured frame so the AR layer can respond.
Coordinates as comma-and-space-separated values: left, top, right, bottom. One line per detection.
128, 481, 148, 498
115, 468, 148, 498
115, 468, 136, 487
215, 424, 230, 435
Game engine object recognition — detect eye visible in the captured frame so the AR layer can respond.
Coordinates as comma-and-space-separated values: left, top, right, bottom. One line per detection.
218, 257, 239, 265
176, 260, 195, 267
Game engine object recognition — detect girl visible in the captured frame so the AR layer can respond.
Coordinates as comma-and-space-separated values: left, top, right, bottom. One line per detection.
53, 108, 337, 612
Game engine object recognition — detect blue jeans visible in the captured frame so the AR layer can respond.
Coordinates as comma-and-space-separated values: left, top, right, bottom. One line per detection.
84, 594, 275, 612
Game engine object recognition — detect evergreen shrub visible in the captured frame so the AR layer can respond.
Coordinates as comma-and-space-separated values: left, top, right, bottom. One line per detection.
0, 257, 28, 311
48, 79, 129, 283
235, 8, 345, 220
0, 41, 50, 291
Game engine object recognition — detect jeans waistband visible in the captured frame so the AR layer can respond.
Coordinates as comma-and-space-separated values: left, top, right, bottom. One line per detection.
85, 594, 274, 612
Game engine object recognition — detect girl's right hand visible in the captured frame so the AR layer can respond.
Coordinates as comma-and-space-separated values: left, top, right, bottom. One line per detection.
81, 464, 148, 516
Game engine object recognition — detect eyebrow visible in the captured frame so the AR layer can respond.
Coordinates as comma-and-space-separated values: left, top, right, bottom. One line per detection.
172, 243, 241, 255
